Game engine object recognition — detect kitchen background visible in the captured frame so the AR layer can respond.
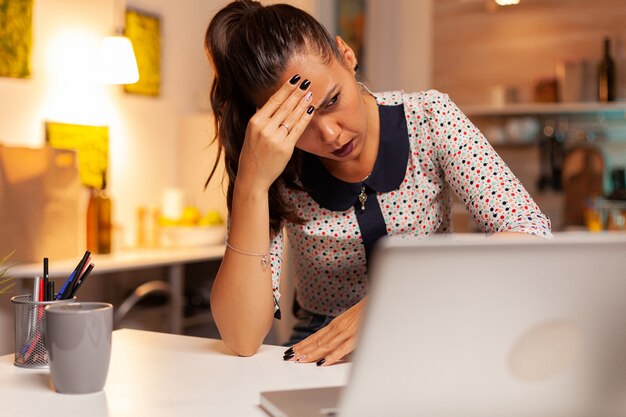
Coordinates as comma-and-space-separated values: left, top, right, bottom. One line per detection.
0, 0, 625, 354
433, 0, 626, 232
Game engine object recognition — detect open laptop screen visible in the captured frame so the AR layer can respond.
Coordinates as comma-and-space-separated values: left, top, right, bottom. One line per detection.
262, 233, 626, 417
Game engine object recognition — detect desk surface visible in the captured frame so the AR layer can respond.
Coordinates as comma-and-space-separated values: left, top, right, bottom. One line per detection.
9, 245, 226, 278
0, 329, 350, 417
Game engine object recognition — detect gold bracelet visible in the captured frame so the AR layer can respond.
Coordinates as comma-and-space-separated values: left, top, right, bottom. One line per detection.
226, 240, 269, 270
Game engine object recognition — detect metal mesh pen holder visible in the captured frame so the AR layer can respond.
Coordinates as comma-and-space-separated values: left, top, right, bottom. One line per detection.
11, 294, 77, 368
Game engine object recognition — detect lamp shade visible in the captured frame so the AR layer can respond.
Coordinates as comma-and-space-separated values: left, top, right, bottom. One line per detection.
96, 35, 139, 84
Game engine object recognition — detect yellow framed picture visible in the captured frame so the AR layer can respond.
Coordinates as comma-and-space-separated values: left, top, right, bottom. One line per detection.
45, 122, 109, 189
0, 0, 34, 79
124, 8, 161, 96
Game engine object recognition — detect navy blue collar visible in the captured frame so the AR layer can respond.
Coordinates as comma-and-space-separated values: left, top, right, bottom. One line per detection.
300, 103, 409, 211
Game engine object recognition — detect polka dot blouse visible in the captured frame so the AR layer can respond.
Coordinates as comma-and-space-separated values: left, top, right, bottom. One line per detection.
268, 89, 552, 318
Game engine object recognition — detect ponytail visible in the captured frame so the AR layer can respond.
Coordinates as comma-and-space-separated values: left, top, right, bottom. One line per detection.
204, 0, 341, 233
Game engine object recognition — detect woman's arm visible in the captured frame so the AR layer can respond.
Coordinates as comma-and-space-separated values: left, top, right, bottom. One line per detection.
210, 76, 315, 356
424, 91, 552, 237
210, 181, 275, 357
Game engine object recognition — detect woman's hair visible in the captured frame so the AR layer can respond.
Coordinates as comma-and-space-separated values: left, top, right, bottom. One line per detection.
204, 0, 341, 233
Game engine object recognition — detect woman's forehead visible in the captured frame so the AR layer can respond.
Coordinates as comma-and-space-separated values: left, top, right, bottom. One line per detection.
257, 54, 342, 106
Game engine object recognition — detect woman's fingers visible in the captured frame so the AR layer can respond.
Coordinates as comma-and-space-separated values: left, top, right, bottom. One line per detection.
249, 73, 313, 152
256, 75, 311, 126
254, 74, 301, 119
282, 96, 315, 147
286, 313, 357, 362
317, 337, 356, 367
290, 322, 348, 364
284, 299, 366, 366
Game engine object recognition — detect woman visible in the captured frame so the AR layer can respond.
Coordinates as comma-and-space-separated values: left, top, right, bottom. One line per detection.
204, 0, 551, 365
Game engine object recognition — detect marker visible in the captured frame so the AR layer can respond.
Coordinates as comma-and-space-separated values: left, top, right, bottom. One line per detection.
43, 258, 49, 301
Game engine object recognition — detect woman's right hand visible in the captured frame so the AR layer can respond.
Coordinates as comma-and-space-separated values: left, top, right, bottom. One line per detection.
236, 75, 315, 191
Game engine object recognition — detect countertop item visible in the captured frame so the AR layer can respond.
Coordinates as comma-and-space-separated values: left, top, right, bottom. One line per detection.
562, 145, 604, 226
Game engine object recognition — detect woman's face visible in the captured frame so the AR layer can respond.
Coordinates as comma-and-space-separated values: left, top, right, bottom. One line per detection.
259, 48, 372, 168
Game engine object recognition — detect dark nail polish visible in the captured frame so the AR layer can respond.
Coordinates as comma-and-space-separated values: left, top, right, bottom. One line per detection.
316, 358, 326, 366
284, 347, 294, 355
299, 79, 311, 90
307, 105, 314, 115
283, 353, 294, 361
289, 74, 301, 85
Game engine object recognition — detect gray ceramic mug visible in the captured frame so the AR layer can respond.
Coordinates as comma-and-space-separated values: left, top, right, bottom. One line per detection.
44, 302, 113, 394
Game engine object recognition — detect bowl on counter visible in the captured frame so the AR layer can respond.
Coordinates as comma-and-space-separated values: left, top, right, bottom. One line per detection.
161, 225, 226, 248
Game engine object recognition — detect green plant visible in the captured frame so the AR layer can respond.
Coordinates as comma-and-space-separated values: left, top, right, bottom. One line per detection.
0, 251, 15, 295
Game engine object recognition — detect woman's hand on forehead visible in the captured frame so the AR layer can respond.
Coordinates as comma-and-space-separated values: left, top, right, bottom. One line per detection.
237, 74, 315, 189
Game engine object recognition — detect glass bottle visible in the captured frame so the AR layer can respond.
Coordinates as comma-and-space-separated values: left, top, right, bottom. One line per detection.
598, 37, 616, 102
86, 187, 99, 252
97, 172, 112, 254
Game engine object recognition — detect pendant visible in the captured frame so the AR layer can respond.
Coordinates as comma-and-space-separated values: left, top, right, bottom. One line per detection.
358, 184, 367, 212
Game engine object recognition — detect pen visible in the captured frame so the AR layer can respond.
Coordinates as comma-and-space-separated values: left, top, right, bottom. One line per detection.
65, 251, 91, 299
57, 251, 91, 300
56, 274, 74, 300
69, 263, 94, 298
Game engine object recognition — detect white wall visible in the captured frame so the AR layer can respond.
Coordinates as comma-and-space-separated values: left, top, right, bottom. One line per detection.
364, 0, 433, 93
0, 0, 223, 248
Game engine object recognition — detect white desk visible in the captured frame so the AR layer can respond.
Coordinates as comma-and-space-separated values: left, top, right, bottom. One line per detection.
0, 329, 350, 417
8, 246, 226, 333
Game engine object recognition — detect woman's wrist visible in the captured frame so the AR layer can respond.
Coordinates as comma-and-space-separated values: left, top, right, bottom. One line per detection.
233, 174, 271, 201
230, 176, 271, 240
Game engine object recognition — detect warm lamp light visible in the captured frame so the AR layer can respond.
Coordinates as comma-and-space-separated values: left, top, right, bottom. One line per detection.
495, 0, 521, 5
96, 35, 139, 84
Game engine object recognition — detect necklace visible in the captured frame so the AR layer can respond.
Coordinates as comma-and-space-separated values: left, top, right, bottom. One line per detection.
358, 172, 372, 212
358, 185, 368, 211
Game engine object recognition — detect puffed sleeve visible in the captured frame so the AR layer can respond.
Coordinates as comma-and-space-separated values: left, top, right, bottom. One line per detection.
423, 90, 552, 237
269, 226, 284, 318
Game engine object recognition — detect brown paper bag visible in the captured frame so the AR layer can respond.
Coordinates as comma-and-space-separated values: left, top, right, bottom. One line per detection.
0, 145, 81, 263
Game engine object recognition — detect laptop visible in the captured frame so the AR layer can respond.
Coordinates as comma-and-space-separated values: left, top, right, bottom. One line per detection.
260, 233, 626, 417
